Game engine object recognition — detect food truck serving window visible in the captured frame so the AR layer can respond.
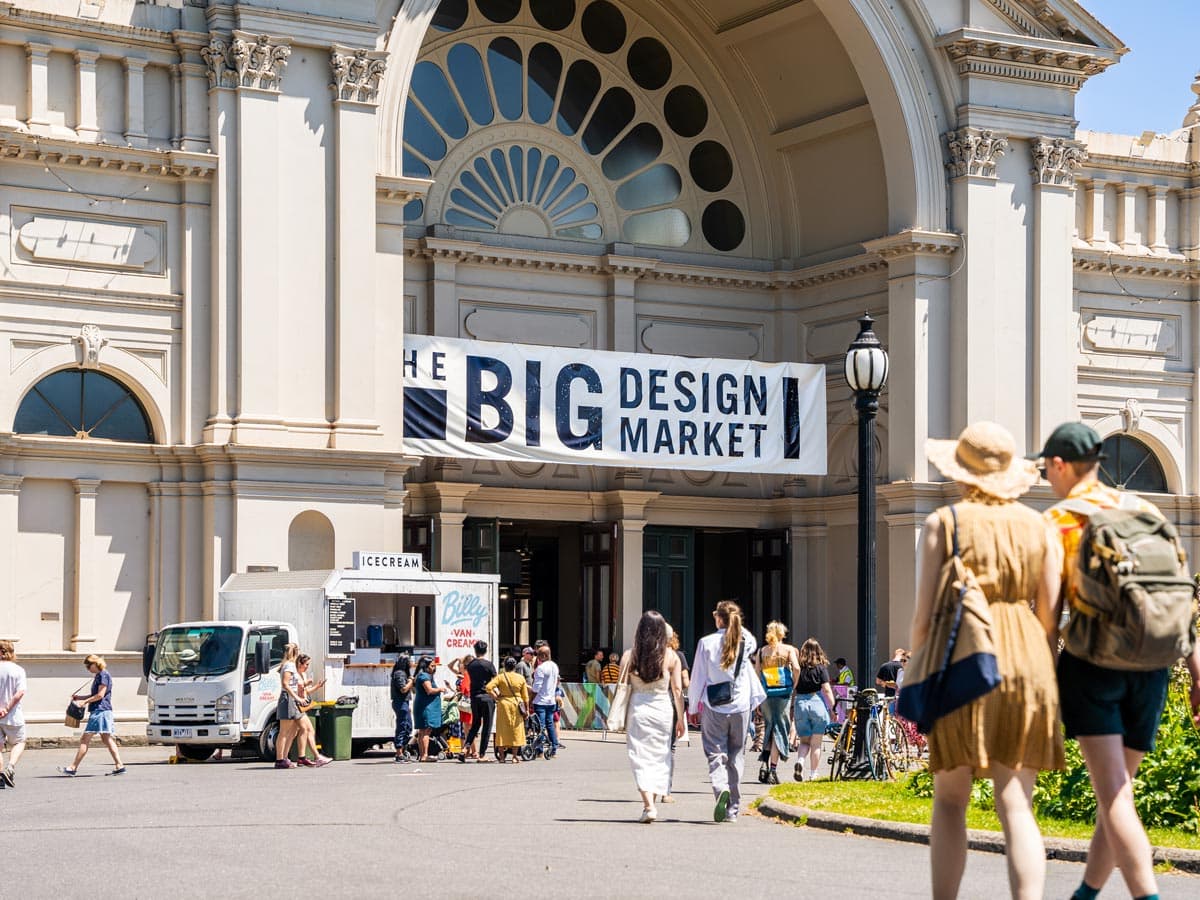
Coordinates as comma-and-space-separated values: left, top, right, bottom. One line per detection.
152, 626, 244, 677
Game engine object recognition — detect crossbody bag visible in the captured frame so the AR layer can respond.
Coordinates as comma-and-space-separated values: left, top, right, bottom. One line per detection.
705, 639, 744, 707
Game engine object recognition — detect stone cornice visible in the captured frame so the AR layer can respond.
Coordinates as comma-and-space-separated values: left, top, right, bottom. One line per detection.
330, 44, 387, 105
0, 280, 182, 312
1074, 249, 1198, 281
937, 28, 1117, 92
0, 129, 215, 179
1078, 156, 1199, 180
0, 3, 182, 56
1032, 137, 1087, 186
376, 175, 435, 203
945, 127, 1009, 178
403, 237, 888, 293
862, 229, 962, 261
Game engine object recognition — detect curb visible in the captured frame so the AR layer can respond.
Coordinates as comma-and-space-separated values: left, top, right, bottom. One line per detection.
27, 736, 150, 750
756, 797, 1200, 875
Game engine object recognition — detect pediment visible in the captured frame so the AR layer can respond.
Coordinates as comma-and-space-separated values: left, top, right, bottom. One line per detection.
977, 0, 1125, 53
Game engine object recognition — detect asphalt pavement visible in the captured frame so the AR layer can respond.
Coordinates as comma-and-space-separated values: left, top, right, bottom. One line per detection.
3, 732, 1196, 898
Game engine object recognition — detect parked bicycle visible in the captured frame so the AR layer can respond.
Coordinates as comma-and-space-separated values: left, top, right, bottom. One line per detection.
826, 688, 916, 780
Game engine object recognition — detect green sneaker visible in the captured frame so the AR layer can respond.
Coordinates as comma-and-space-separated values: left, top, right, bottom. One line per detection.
713, 789, 730, 823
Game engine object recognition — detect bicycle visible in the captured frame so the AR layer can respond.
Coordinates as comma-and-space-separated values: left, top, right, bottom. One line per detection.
827, 688, 913, 780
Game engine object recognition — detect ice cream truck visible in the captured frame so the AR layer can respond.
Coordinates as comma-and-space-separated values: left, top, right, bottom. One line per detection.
143, 553, 499, 760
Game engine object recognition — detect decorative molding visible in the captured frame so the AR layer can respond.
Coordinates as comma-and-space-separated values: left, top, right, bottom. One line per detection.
984, 0, 1057, 40
202, 32, 291, 92
1080, 310, 1181, 359
330, 45, 387, 104
0, 132, 214, 180
938, 30, 1115, 92
638, 319, 762, 359
1120, 398, 1144, 433
862, 229, 961, 261
1074, 250, 1198, 282
73, 325, 107, 368
945, 127, 1009, 178
1032, 137, 1087, 186
376, 174, 435, 203
13, 208, 164, 274
1184, 72, 1200, 128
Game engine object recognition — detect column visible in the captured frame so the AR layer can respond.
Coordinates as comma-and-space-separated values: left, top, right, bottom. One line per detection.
863, 230, 958, 480
123, 58, 148, 147
170, 64, 183, 149
616, 519, 646, 652
1118, 182, 1138, 252
427, 246, 465, 336
180, 176, 211, 445
383, 468, 407, 552
604, 257, 654, 351
201, 482, 233, 620
147, 484, 162, 634
0, 476, 21, 639
1032, 137, 1087, 443
75, 50, 100, 141
946, 127, 1009, 431
785, 523, 814, 639
330, 45, 388, 448
71, 479, 101, 651
1150, 185, 1169, 254
879, 484, 942, 659
1085, 179, 1106, 244
432, 512, 466, 572
25, 43, 51, 130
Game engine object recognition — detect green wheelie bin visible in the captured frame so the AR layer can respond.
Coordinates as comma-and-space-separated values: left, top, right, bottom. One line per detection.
316, 697, 358, 761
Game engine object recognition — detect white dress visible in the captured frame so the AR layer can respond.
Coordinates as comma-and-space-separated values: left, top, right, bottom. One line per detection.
626, 670, 673, 795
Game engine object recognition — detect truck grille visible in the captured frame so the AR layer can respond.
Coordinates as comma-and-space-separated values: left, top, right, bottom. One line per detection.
153, 704, 217, 724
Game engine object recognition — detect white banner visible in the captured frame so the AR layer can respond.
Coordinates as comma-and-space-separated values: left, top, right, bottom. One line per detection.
402, 335, 827, 476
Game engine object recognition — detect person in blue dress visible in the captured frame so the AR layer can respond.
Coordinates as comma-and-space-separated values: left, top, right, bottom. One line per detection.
413, 656, 448, 762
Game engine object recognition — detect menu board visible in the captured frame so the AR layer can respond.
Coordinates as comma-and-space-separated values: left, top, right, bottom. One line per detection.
327, 596, 356, 656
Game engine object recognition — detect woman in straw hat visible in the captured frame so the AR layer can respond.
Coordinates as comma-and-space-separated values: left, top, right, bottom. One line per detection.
915, 422, 1064, 900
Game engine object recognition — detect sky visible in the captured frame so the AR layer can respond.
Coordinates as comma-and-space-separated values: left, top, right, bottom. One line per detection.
1074, 0, 1200, 135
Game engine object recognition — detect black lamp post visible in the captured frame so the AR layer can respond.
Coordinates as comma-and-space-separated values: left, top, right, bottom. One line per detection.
844, 314, 889, 694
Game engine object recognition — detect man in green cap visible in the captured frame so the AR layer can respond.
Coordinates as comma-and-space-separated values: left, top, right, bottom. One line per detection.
1038, 422, 1200, 900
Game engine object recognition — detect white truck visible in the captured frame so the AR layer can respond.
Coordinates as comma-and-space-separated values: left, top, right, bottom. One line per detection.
144, 557, 500, 761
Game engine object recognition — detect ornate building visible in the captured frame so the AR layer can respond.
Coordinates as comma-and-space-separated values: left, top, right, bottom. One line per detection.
0, 0, 1195, 735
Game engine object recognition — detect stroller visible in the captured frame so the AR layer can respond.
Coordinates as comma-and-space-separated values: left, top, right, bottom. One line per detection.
520, 709, 554, 761
401, 693, 460, 761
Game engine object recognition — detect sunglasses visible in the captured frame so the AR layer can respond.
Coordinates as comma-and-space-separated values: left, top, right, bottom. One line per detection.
1037, 466, 1047, 480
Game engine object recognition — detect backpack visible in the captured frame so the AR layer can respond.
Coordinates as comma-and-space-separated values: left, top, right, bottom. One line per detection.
1061, 495, 1198, 671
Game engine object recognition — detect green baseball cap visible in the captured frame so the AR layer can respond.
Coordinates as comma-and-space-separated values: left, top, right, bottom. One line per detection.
1034, 422, 1106, 462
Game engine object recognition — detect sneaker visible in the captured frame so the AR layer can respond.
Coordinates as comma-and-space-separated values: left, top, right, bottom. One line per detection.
809, 769, 820, 782
794, 762, 804, 782
1, 765, 14, 788
58, 766, 77, 776
714, 789, 730, 823
296, 758, 316, 767
393, 755, 409, 764
727, 813, 739, 823
757, 763, 769, 783
106, 767, 127, 776
274, 759, 295, 769
313, 755, 332, 767
638, 807, 657, 824
768, 767, 779, 785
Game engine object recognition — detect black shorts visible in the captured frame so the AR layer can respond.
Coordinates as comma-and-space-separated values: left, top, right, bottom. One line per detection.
1057, 651, 1170, 752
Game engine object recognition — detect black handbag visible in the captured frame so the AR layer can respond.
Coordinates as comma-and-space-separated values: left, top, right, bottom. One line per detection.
705, 639, 744, 707
65, 679, 92, 727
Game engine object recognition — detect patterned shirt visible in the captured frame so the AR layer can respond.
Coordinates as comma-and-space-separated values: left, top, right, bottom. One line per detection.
1044, 480, 1160, 611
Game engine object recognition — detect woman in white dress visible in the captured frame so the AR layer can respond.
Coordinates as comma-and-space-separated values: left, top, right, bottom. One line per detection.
620, 610, 685, 824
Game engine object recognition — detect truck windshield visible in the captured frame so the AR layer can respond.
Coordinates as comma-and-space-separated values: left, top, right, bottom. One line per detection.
152, 626, 244, 677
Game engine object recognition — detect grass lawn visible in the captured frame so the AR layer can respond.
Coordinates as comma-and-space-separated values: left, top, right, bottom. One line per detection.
765, 781, 1200, 852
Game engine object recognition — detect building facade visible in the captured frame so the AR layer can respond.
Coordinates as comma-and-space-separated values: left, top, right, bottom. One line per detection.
0, 0, 1196, 736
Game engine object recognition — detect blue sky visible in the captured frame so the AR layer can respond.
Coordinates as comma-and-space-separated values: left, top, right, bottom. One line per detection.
1075, 0, 1200, 135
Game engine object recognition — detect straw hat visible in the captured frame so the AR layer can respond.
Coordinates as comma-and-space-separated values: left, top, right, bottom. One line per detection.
926, 421, 1038, 500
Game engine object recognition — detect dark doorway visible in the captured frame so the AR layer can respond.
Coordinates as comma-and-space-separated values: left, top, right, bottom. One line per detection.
695, 529, 789, 642
643, 527, 695, 652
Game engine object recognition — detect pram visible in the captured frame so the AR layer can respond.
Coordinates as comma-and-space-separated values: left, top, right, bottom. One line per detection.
519, 709, 554, 761
401, 693, 461, 761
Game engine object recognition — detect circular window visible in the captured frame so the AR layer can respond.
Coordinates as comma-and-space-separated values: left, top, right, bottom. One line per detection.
476, 0, 521, 24
702, 199, 745, 252
581, 1, 627, 54
14, 369, 153, 443
689, 140, 733, 192
431, 0, 469, 32
1099, 435, 1168, 493
663, 85, 707, 137
531, 0, 574, 30
627, 37, 671, 91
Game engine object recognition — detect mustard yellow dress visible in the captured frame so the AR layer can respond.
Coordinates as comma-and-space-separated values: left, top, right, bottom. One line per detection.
927, 499, 1065, 776
486, 671, 528, 750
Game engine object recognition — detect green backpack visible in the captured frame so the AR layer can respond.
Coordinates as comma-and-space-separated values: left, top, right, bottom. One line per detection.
1062, 496, 1198, 671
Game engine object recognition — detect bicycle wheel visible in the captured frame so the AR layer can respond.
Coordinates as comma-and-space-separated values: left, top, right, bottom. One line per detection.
884, 717, 910, 775
829, 718, 853, 781
864, 716, 886, 780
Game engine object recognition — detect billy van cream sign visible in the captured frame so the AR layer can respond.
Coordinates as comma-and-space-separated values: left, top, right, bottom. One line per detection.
402, 335, 827, 476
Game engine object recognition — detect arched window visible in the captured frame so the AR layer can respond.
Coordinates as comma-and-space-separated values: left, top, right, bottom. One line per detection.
288, 511, 335, 571
13, 369, 153, 443
1098, 434, 1168, 493
403, 0, 747, 253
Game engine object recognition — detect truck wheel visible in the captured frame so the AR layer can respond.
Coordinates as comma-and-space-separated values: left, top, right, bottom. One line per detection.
350, 740, 373, 758
177, 744, 217, 762
258, 719, 280, 762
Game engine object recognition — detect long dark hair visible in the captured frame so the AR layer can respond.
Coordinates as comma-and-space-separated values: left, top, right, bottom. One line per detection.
393, 653, 411, 678
630, 610, 668, 683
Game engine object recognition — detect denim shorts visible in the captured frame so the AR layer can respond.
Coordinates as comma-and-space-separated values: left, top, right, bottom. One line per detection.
85, 710, 114, 734
793, 692, 830, 738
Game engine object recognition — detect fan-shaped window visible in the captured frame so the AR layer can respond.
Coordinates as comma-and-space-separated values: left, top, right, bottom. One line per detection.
14, 369, 153, 443
405, 1, 746, 252
1098, 435, 1168, 493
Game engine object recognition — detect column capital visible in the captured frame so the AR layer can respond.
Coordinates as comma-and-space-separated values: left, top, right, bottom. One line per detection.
202, 32, 291, 92
330, 44, 387, 105
72, 478, 102, 496
74, 49, 100, 67
123, 57, 148, 73
945, 127, 1009, 179
25, 41, 51, 60
1032, 136, 1087, 188
0, 474, 22, 494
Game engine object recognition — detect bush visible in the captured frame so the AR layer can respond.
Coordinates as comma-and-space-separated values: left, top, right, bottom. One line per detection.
904, 667, 1199, 833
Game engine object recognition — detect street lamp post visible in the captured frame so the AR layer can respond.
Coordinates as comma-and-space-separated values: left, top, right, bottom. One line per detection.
844, 314, 889, 701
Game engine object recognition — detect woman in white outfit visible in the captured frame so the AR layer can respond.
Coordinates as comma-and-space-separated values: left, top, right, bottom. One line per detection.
688, 600, 766, 823
621, 610, 684, 824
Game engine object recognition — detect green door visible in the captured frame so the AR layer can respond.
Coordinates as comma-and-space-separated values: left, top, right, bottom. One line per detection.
643, 527, 694, 652
462, 518, 499, 574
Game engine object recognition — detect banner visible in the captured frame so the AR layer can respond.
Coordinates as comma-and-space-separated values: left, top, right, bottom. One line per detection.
402, 335, 827, 476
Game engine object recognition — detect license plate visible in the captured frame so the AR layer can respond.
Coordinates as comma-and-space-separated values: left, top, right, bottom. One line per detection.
171, 727, 193, 739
